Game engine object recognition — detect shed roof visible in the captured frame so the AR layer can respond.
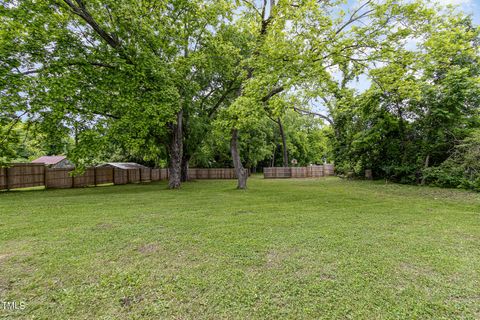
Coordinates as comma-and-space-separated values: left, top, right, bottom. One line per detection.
99, 162, 148, 170
31, 155, 67, 165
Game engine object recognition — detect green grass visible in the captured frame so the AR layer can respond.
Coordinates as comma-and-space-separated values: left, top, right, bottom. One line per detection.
0, 176, 479, 319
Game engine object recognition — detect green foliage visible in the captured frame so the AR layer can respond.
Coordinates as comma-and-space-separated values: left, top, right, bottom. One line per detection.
1, 0, 478, 189
0, 121, 59, 164
424, 130, 480, 191
330, 12, 480, 189
0, 0, 235, 169
190, 110, 330, 168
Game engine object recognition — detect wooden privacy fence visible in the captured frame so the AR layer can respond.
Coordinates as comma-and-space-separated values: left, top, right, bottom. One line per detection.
264, 164, 335, 179
0, 164, 243, 191
188, 168, 248, 180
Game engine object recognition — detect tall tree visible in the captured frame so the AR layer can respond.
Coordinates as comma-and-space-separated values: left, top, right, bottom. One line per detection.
327, 11, 480, 182
0, 0, 235, 188
222, 0, 433, 188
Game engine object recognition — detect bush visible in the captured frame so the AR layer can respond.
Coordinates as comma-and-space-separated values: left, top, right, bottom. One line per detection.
423, 130, 480, 191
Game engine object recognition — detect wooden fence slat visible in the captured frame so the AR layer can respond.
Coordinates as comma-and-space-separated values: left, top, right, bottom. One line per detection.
73, 168, 95, 188
114, 168, 128, 185
151, 169, 160, 181
95, 168, 114, 185
5, 163, 45, 189
263, 165, 333, 179
0, 167, 6, 190
186, 168, 239, 180
323, 164, 335, 176
1, 164, 248, 191
46, 168, 73, 189
141, 168, 151, 181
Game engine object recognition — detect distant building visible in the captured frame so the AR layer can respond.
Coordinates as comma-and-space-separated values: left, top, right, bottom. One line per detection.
97, 162, 148, 170
31, 156, 73, 168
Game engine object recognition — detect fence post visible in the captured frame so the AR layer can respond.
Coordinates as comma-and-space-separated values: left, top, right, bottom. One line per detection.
44, 166, 47, 189
93, 167, 97, 186
139, 168, 141, 182
5, 165, 10, 191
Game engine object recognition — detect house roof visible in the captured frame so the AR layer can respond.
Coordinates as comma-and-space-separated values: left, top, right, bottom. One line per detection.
99, 162, 148, 170
31, 155, 67, 165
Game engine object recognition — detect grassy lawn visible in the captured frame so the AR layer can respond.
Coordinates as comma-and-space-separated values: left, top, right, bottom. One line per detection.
0, 176, 479, 319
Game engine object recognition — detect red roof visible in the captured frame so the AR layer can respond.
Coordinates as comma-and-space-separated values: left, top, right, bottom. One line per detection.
31, 156, 67, 165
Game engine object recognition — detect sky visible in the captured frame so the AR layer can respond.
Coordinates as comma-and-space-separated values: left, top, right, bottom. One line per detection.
312, 0, 480, 112
343, 0, 480, 91
435, 0, 480, 23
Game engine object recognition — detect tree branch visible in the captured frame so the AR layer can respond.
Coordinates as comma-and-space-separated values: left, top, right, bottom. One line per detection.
293, 107, 334, 125
261, 86, 284, 102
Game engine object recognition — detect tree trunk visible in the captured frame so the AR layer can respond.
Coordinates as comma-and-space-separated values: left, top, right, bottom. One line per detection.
181, 153, 190, 182
230, 128, 248, 189
420, 154, 430, 186
277, 117, 289, 167
168, 110, 183, 189
271, 145, 276, 167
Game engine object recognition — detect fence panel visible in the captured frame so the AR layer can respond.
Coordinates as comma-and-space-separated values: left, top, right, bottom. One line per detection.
224, 169, 229, 179
291, 167, 307, 178
95, 168, 114, 185
324, 164, 335, 176
310, 166, 324, 177
186, 168, 239, 180
264, 167, 275, 179
188, 168, 197, 180
264, 165, 333, 179
151, 169, 160, 181
73, 168, 95, 188
113, 168, 128, 185
0, 168, 6, 190
141, 168, 151, 181
159, 169, 169, 181
1, 164, 252, 191
127, 169, 141, 183
46, 168, 73, 189
270, 167, 291, 178
6, 163, 45, 189
210, 169, 221, 179
196, 169, 209, 179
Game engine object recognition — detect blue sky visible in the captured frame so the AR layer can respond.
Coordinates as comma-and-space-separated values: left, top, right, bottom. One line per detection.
434, 0, 480, 23
317, 0, 480, 109
345, 0, 480, 23
433, 0, 478, 22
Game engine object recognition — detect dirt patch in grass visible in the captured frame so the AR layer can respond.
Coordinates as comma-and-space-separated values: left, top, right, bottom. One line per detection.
398, 262, 438, 278
94, 223, 115, 230
265, 249, 295, 269
0, 253, 12, 263
120, 294, 144, 308
0, 254, 13, 294
138, 243, 161, 254
232, 210, 255, 215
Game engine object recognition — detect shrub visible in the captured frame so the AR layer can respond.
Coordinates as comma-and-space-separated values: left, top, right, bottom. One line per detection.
423, 130, 480, 191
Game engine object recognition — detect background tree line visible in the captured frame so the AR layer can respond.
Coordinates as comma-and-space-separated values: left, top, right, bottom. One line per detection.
1, 0, 478, 190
